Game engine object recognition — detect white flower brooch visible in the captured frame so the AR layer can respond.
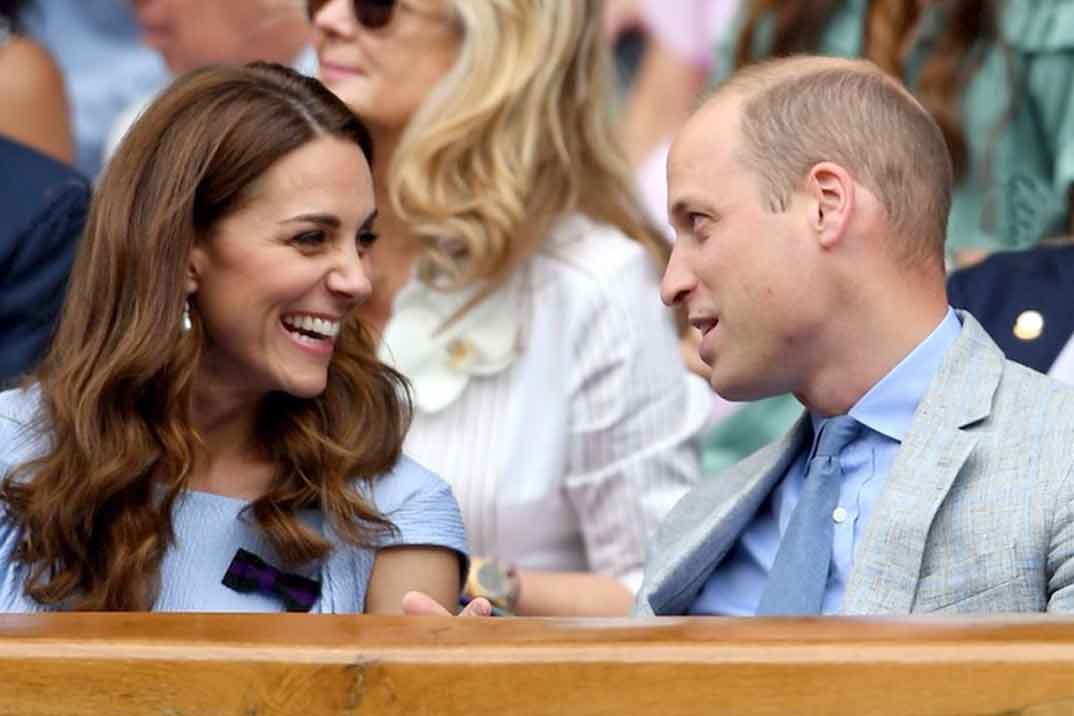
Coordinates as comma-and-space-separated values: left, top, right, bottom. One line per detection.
378, 278, 520, 413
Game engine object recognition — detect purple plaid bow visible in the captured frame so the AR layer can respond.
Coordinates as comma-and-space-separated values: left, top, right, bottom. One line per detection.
221, 548, 321, 612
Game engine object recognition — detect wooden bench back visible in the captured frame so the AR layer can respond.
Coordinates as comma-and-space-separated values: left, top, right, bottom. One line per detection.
3, 614, 1074, 715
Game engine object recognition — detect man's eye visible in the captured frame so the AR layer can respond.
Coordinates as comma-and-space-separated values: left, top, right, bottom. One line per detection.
358, 231, 379, 248
293, 230, 326, 246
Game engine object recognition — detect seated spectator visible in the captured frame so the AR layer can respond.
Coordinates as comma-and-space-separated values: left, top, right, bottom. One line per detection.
0, 63, 466, 613
132, 0, 314, 74
0, 136, 88, 386
309, 0, 709, 616
0, 4, 87, 388
106, 0, 316, 160
0, 0, 74, 163
639, 56, 1074, 616
17, 0, 169, 177
618, 0, 738, 237
607, 0, 743, 397
701, 0, 1074, 475
948, 240, 1074, 382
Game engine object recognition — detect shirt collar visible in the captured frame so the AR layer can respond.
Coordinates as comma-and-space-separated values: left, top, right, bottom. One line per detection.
809, 307, 962, 443
841, 307, 962, 442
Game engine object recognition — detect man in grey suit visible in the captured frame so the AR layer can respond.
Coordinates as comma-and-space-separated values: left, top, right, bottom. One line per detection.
638, 55, 1074, 616
399, 55, 1074, 620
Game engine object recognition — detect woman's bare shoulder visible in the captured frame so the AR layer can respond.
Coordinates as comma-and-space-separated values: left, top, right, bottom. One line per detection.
0, 36, 73, 163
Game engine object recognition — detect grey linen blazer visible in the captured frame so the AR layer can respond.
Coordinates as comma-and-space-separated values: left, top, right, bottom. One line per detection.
636, 312, 1074, 616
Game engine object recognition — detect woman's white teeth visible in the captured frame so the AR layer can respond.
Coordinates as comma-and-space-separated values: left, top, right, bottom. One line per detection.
282, 314, 339, 338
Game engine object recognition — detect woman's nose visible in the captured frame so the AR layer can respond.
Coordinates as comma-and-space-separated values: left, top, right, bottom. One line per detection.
326, 251, 373, 306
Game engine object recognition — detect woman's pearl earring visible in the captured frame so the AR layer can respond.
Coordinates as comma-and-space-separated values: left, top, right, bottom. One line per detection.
181, 300, 192, 334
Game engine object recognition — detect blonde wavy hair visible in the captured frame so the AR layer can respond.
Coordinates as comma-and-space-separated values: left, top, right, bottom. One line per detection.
388, 0, 667, 295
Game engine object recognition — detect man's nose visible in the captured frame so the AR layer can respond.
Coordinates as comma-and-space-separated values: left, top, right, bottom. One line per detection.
660, 246, 695, 307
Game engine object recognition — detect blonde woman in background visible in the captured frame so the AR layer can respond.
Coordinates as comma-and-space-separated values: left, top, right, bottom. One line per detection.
309, 0, 709, 616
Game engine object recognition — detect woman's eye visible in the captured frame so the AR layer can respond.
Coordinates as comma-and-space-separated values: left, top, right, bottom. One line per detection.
293, 230, 327, 247
358, 231, 379, 249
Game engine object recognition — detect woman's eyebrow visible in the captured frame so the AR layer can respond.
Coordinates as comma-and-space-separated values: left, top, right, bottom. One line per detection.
279, 213, 341, 228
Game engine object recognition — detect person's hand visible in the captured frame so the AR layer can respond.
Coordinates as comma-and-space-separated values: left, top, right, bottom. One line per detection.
401, 590, 492, 616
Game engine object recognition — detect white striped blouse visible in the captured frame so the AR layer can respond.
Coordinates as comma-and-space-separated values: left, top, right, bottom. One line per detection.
381, 214, 711, 594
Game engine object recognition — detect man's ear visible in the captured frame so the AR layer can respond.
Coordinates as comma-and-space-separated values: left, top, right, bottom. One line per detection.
807, 161, 854, 249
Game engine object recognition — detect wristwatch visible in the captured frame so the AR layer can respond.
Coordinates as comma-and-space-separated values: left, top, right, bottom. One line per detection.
463, 557, 520, 615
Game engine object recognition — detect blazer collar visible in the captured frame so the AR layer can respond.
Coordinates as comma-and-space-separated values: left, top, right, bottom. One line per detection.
642, 311, 1005, 616
641, 413, 810, 616
842, 311, 1003, 613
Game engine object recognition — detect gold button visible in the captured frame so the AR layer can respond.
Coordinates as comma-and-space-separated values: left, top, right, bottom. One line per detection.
1013, 310, 1044, 341
446, 337, 475, 369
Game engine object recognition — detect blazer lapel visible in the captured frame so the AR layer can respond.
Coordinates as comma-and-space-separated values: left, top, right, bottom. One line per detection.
843, 312, 1003, 614
644, 415, 810, 615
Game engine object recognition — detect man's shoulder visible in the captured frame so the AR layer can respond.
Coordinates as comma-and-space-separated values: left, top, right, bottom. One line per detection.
955, 358, 1074, 491
650, 437, 791, 550
943, 323, 1074, 434
994, 358, 1074, 432
997, 356, 1074, 408
636, 431, 802, 616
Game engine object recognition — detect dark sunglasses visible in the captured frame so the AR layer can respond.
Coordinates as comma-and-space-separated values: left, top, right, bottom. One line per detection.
307, 0, 396, 29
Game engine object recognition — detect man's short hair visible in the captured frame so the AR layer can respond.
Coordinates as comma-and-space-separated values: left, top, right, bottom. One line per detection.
720, 56, 953, 265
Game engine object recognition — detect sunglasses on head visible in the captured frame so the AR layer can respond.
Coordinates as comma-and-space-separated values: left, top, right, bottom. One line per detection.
307, 0, 397, 29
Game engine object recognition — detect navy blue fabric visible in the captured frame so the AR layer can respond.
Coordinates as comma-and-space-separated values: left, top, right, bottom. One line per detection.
947, 244, 1074, 374
0, 135, 89, 385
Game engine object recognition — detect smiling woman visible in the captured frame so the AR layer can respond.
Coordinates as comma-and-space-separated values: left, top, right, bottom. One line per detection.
0, 62, 467, 614
187, 133, 378, 401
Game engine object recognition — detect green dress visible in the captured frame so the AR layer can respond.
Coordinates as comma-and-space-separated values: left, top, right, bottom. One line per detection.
701, 0, 1074, 475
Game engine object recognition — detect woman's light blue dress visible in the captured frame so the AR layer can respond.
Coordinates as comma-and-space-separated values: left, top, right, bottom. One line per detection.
0, 388, 468, 613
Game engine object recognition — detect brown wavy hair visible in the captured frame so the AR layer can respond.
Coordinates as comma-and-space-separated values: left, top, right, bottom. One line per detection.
734, 0, 999, 177
0, 62, 412, 611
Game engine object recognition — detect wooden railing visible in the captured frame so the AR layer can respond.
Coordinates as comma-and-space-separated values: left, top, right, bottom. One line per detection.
2, 614, 1074, 715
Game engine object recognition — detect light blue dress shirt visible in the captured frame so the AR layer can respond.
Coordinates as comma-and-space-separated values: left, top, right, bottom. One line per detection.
689, 308, 963, 615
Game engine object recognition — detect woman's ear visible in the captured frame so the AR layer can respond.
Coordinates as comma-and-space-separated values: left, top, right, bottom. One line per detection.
807, 161, 854, 249
186, 245, 205, 295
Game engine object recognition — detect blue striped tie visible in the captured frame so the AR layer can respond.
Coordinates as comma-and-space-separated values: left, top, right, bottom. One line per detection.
756, 415, 861, 615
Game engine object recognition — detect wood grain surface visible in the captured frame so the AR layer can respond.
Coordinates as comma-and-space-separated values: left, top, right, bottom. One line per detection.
1, 614, 1073, 715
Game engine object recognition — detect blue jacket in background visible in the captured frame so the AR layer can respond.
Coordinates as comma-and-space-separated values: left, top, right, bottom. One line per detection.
947, 244, 1074, 374
0, 135, 89, 386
